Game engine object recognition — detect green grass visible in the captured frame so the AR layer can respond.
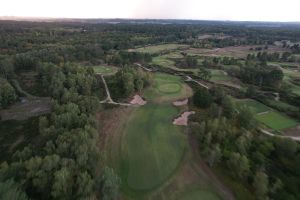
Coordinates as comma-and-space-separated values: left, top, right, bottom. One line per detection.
131, 44, 188, 54
92, 65, 118, 75
144, 73, 193, 102
209, 69, 230, 82
152, 56, 198, 74
178, 188, 221, 200
255, 111, 299, 131
236, 99, 271, 114
120, 104, 187, 191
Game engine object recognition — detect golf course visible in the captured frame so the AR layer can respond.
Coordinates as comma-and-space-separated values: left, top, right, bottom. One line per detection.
103, 72, 229, 199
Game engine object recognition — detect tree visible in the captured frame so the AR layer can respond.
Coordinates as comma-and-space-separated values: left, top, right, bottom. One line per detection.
227, 152, 250, 179
0, 179, 28, 200
193, 89, 212, 108
206, 144, 222, 167
253, 170, 269, 199
221, 96, 235, 118
0, 78, 17, 108
236, 106, 256, 130
101, 167, 121, 200
51, 167, 73, 199
198, 67, 211, 81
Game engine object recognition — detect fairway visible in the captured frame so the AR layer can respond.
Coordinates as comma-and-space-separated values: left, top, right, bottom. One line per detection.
152, 56, 198, 74
178, 189, 221, 200
236, 99, 271, 114
144, 73, 193, 102
92, 65, 118, 75
255, 111, 299, 131
121, 104, 187, 190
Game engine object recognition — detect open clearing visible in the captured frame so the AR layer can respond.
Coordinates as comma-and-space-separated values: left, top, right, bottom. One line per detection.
236, 99, 299, 131
144, 73, 193, 102
236, 99, 271, 114
209, 70, 230, 82
92, 65, 118, 75
255, 111, 299, 131
129, 44, 189, 54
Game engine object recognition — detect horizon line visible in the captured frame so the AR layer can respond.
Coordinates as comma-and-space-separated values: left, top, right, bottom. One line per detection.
0, 16, 300, 23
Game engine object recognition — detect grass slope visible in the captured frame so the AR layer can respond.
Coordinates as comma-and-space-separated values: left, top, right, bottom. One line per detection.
121, 104, 187, 191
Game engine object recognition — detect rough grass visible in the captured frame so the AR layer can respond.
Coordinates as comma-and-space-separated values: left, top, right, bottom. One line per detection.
209, 70, 230, 82
152, 56, 198, 74
120, 104, 187, 191
131, 44, 188, 54
255, 111, 299, 131
92, 65, 118, 75
236, 99, 271, 114
144, 73, 193, 102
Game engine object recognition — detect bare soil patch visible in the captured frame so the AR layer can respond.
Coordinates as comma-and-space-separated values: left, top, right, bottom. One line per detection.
173, 111, 195, 126
0, 97, 51, 121
130, 95, 147, 105
284, 125, 300, 137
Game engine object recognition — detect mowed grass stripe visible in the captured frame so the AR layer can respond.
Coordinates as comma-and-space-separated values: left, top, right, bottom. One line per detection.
123, 104, 187, 191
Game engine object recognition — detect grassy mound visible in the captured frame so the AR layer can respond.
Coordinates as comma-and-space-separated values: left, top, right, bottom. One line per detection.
120, 104, 186, 191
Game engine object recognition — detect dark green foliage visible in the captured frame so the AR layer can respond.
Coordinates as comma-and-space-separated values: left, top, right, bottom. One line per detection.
0, 78, 17, 108
0, 179, 28, 200
193, 88, 212, 108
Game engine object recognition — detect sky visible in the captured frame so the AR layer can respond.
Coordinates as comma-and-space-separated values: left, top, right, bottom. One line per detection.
0, 0, 300, 22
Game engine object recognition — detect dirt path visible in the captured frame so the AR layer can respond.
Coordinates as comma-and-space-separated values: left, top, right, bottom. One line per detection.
260, 129, 300, 142
135, 63, 153, 72
185, 76, 210, 89
100, 75, 133, 106
188, 128, 235, 200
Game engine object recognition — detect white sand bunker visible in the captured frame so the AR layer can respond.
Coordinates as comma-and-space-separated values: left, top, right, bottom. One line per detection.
173, 111, 195, 126
173, 99, 188, 106
130, 95, 147, 105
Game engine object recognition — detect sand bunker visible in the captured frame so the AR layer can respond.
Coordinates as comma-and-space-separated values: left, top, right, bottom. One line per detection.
173, 111, 195, 126
173, 99, 188, 106
130, 95, 147, 105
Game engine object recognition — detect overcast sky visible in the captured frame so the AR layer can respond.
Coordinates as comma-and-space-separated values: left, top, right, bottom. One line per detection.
1, 0, 299, 22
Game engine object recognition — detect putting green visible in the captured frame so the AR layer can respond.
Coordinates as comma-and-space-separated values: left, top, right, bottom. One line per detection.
144, 73, 193, 102
158, 83, 181, 94
121, 104, 186, 191
178, 189, 221, 200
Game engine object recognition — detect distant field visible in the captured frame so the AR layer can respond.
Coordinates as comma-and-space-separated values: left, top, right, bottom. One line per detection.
152, 56, 198, 74
255, 111, 299, 131
92, 65, 118, 75
130, 44, 189, 54
185, 45, 288, 59
144, 73, 193, 102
